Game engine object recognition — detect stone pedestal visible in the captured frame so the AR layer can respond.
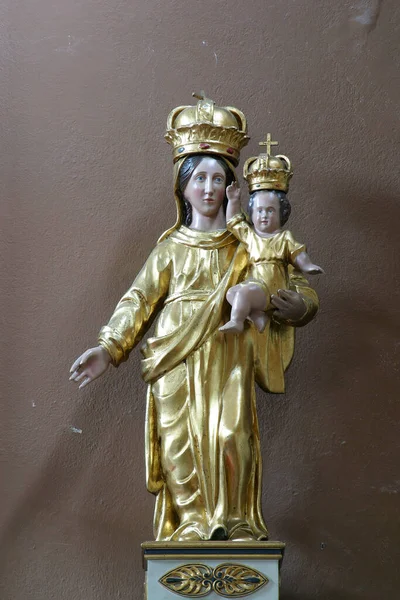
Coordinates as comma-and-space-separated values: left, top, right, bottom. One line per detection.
142, 541, 285, 599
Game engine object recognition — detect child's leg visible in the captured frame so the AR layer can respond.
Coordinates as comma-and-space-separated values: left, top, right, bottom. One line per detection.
220, 282, 268, 333
248, 309, 269, 333
294, 251, 324, 275
219, 287, 249, 333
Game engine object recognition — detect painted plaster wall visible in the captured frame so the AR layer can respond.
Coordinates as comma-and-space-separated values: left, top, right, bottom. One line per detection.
1, 1, 399, 598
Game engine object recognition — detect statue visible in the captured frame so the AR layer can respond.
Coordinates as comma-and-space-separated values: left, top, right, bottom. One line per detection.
70, 93, 319, 543
220, 134, 323, 334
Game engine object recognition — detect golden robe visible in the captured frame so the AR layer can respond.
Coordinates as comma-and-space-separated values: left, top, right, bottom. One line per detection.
98, 225, 318, 541
227, 214, 306, 309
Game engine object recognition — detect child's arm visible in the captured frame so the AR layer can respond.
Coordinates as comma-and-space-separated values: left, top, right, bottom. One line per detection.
225, 183, 254, 247
294, 252, 324, 275
284, 231, 324, 275
226, 181, 241, 222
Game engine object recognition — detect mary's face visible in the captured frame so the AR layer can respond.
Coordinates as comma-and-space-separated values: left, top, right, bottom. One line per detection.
183, 157, 226, 219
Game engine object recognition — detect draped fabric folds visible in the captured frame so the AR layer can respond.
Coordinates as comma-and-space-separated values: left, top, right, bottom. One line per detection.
98, 145, 318, 542
98, 224, 318, 541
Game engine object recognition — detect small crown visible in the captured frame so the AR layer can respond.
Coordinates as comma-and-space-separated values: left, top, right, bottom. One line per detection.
243, 134, 293, 193
165, 91, 249, 166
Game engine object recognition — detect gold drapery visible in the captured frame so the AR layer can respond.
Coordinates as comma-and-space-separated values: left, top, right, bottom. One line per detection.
98, 225, 318, 540
98, 154, 318, 541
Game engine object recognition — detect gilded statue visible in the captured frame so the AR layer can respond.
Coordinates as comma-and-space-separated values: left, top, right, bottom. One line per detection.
70, 93, 319, 542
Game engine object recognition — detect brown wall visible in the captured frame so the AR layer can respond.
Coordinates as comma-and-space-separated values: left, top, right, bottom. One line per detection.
2, 1, 400, 598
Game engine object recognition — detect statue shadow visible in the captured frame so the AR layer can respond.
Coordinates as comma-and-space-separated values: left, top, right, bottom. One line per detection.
312, 178, 400, 399
259, 181, 400, 600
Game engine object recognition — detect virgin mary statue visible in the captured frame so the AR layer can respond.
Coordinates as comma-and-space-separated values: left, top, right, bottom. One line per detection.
70, 94, 319, 542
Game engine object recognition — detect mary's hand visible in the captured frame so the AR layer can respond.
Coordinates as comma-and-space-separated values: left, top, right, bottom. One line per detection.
271, 289, 307, 323
69, 346, 111, 389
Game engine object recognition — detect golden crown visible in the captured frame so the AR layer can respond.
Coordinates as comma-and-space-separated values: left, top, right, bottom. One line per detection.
243, 134, 293, 193
165, 91, 249, 166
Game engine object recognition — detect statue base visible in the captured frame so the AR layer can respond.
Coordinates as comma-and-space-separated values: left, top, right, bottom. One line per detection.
142, 541, 285, 599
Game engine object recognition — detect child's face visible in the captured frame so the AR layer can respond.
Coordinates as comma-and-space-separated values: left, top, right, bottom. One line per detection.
252, 191, 281, 235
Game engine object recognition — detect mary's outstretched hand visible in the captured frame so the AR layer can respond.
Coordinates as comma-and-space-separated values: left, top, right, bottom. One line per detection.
271, 289, 307, 323
69, 346, 111, 389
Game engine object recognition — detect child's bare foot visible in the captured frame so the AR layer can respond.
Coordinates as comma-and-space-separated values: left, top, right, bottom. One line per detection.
249, 310, 269, 333
219, 319, 245, 333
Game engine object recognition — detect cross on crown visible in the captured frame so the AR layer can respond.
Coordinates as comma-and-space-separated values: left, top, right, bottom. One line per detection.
259, 133, 278, 156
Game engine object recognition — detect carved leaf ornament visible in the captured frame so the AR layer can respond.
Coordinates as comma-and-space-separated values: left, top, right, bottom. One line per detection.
159, 562, 268, 597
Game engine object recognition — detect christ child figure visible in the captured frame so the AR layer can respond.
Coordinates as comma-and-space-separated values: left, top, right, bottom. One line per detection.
220, 183, 323, 334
